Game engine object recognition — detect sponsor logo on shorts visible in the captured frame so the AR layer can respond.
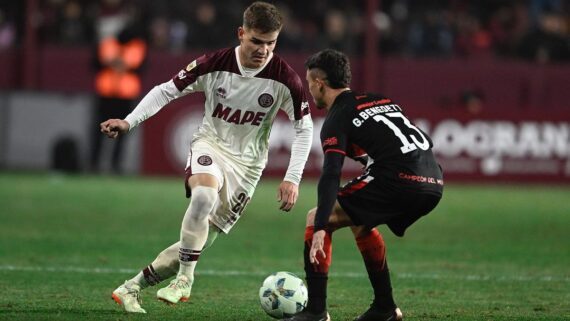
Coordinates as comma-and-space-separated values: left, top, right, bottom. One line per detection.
197, 155, 213, 166
258, 93, 274, 108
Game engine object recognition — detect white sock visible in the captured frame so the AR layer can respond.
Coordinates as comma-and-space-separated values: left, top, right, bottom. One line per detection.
126, 224, 222, 289
178, 186, 218, 279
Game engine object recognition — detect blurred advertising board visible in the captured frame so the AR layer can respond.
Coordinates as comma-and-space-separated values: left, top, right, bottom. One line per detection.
141, 97, 570, 183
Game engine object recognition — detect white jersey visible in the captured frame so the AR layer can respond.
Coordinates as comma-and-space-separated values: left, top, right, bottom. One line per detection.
125, 46, 312, 184
171, 47, 311, 170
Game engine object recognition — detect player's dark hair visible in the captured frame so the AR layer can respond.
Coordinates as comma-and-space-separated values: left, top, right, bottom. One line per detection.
305, 49, 351, 89
243, 1, 283, 33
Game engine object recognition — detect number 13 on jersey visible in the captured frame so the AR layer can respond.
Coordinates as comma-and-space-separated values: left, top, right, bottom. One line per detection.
374, 112, 430, 154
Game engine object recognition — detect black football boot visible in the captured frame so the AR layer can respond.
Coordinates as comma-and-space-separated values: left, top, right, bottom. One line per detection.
353, 306, 402, 321
281, 310, 331, 321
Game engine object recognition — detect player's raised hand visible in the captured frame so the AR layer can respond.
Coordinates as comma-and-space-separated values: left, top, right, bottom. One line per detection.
277, 181, 298, 212
309, 229, 326, 265
100, 119, 130, 139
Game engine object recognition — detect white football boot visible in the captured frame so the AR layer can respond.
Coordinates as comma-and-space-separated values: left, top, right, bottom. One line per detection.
156, 275, 191, 304
111, 281, 146, 313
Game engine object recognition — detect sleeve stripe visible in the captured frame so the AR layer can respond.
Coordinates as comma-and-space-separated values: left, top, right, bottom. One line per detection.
325, 149, 346, 155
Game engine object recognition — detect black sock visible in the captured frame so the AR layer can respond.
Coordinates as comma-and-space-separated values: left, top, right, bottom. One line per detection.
303, 235, 328, 314
355, 229, 396, 311
369, 262, 396, 311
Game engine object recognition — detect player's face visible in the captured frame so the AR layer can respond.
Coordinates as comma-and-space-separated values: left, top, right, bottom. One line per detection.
238, 27, 279, 68
306, 69, 327, 109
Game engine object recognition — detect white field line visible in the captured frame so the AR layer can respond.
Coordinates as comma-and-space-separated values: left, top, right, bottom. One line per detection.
0, 265, 568, 283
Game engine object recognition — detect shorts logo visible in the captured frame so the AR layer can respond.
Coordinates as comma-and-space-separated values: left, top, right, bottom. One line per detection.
197, 155, 212, 166
258, 93, 274, 108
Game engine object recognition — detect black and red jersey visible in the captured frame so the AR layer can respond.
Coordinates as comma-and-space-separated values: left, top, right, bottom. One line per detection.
320, 91, 435, 173
314, 90, 443, 231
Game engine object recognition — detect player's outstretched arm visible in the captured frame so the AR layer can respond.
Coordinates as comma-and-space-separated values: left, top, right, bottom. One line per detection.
100, 119, 130, 139
277, 181, 299, 212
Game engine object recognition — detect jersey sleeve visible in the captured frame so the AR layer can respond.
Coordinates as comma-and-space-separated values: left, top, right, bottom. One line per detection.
283, 115, 313, 184
279, 73, 311, 121
124, 54, 210, 129
171, 54, 209, 94
320, 113, 348, 157
124, 80, 180, 129
314, 151, 344, 231
313, 112, 348, 230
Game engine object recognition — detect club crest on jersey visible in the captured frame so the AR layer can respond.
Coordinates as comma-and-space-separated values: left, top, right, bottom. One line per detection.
216, 87, 227, 99
258, 93, 274, 108
197, 155, 212, 166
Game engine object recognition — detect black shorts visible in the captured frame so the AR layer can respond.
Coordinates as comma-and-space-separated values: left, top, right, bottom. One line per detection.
337, 169, 443, 237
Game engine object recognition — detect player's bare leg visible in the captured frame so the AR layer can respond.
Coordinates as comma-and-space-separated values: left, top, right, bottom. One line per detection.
157, 174, 219, 304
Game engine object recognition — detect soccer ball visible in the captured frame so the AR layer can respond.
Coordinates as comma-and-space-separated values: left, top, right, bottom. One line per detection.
259, 271, 308, 319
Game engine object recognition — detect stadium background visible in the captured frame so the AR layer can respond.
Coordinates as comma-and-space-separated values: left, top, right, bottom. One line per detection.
1, 0, 569, 182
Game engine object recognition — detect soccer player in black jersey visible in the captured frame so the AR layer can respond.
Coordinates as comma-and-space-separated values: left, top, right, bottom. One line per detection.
282, 49, 443, 321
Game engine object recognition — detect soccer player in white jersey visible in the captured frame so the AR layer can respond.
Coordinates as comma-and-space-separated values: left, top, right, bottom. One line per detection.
101, 2, 313, 313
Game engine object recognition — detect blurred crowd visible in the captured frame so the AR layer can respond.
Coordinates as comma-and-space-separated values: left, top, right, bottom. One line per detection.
1, 0, 569, 62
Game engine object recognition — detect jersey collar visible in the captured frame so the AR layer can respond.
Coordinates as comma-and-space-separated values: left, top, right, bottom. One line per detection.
331, 89, 352, 109
235, 46, 273, 78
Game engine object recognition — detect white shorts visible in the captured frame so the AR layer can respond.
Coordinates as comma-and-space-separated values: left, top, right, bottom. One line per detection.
184, 140, 262, 233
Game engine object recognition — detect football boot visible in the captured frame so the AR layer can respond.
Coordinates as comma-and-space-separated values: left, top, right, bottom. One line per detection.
281, 310, 331, 321
111, 281, 146, 313
156, 275, 191, 304
353, 306, 402, 321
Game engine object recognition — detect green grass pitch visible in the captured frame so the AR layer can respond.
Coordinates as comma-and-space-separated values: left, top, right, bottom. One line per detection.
0, 172, 569, 321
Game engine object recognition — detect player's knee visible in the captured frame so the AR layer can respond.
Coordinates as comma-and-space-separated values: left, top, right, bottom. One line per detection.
305, 208, 317, 227
188, 186, 218, 221
351, 225, 372, 239
351, 226, 364, 237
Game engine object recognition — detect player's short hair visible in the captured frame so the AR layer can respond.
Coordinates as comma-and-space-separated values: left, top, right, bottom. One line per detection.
243, 1, 283, 33
305, 49, 351, 89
